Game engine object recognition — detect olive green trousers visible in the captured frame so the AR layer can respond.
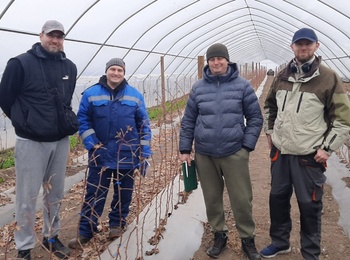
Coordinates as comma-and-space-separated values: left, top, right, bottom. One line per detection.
195, 148, 256, 238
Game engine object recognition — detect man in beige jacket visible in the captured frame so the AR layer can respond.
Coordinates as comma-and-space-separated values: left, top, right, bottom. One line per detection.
261, 28, 350, 260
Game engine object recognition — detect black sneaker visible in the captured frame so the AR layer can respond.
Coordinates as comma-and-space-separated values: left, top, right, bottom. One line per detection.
206, 232, 227, 258
17, 249, 31, 260
242, 238, 261, 260
42, 236, 71, 259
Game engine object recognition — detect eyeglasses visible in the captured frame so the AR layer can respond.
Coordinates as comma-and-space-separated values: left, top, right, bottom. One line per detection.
45, 32, 65, 40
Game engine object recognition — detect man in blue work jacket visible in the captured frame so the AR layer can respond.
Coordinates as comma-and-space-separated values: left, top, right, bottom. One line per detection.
69, 58, 152, 249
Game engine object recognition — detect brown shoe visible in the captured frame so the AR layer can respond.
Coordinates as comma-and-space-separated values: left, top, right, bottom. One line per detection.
68, 236, 91, 250
108, 226, 125, 240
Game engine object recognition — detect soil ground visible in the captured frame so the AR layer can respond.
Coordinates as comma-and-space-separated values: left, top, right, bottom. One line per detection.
1, 76, 350, 259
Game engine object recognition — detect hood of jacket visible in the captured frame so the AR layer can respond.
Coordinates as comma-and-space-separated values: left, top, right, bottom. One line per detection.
27, 42, 67, 61
280, 55, 322, 80
97, 75, 127, 95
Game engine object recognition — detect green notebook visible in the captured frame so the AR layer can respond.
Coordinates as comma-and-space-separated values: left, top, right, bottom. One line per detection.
182, 160, 198, 192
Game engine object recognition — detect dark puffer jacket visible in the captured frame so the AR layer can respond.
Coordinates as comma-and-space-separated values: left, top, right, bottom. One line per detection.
180, 63, 263, 157
0, 43, 77, 141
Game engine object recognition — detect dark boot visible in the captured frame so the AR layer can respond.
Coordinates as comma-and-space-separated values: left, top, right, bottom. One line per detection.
109, 226, 126, 240
68, 235, 91, 249
42, 236, 71, 259
242, 237, 261, 260
17, 249, 31, 260
206, 232, 227, 258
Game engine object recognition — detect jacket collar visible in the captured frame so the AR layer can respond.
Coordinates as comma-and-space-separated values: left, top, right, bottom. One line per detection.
203, 62, 239, 83
281, 55, 322, 81
98, 75, 127, 94
28, 42, 66, 60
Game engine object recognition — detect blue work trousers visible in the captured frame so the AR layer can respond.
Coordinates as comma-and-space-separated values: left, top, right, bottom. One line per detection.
79, 167, 134, 238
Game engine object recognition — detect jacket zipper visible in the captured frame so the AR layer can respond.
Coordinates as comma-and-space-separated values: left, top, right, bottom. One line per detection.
326, 134, 337, 150
296, 92, 304, 113
216, 79, 220, 156
281, 91, 288, 111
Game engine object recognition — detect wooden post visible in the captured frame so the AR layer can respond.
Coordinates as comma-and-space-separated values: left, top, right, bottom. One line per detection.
198, 56, 204, 79
160, 56, 166, 122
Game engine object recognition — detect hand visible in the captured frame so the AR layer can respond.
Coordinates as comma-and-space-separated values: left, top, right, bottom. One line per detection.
266, 134, 272, 150
93, 143, 103, 149
314, 148, 330, 163
139, 158, 149, 177
180, 153, 192, 166
90, 143, 105, 167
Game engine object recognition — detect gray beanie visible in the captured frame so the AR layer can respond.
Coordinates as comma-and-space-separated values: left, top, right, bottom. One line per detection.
105, 58, 125, 73
206, 43, 229, 62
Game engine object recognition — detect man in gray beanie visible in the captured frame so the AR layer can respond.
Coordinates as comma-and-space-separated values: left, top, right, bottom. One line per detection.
105, 57, 125, 73
68, 59, 152, 249
179, 43, 262, 260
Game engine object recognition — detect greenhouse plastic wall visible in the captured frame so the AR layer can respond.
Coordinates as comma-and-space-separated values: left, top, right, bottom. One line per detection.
1, 1, 350, 259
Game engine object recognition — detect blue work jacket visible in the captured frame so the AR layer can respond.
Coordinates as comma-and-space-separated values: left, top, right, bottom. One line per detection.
78, 76, 152, 170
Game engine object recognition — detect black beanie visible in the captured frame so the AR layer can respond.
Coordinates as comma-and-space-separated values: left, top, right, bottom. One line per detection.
206, 43, 229, 62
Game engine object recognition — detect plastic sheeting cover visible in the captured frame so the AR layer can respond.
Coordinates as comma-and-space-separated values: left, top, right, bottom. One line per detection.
1, 0, 350, 80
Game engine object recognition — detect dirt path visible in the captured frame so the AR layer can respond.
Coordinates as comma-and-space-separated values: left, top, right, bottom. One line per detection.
191, 77, 350, 259
1, 76, 350, 259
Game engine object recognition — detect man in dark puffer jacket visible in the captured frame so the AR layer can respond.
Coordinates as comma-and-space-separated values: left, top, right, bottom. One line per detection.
0, 20, 77, 260
180, 43, 263, 259
179, 43, 263, 260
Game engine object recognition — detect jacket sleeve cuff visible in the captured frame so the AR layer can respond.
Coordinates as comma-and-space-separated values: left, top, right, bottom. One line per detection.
242, 145, 253, 152
265, 129, 273, 135
320, 144, 333, 156
141, 149, 152, 158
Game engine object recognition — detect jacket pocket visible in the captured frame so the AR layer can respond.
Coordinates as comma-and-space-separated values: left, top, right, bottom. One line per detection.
92, 100, 109, 118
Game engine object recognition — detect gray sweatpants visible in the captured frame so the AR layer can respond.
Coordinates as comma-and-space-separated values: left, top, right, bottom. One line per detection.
14, 137, 69, 250
195, 148, 256, 238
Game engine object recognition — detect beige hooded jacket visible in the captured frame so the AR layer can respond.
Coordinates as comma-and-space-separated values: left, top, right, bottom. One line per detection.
264, 56, 350, 155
